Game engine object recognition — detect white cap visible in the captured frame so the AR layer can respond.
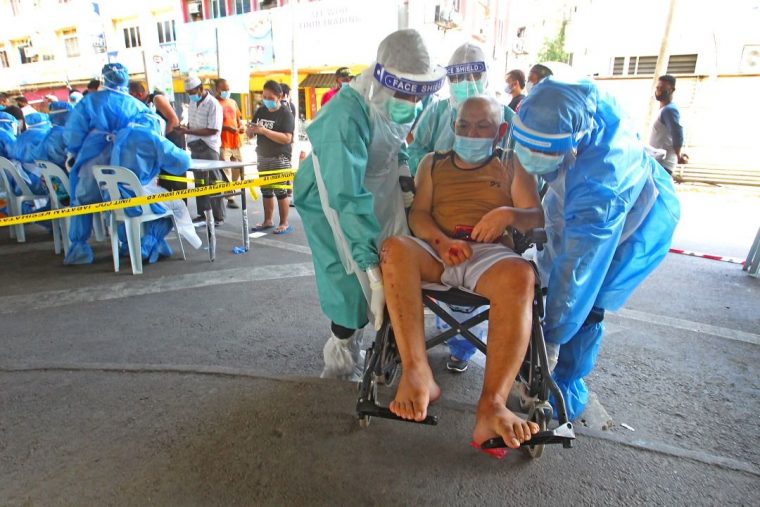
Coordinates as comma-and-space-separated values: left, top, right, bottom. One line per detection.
184, 76, 202, 91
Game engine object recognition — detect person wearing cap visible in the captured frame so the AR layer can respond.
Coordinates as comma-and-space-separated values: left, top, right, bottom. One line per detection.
63, 62, 151, 265
294, 29, 447, 380
513, 76, 680, 421
319, 66, 352, 108
174, 75, 224, 225
406, 43, 516, 374
38, 101, 72, 171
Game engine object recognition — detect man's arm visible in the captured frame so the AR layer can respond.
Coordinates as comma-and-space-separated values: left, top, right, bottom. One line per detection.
410, 154, 472, 265
470, 156, 544, 243
661, 106, 686, 162
153, 94, 179, 134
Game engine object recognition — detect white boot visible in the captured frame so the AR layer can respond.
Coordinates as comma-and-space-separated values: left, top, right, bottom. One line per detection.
320, 329, 365, 381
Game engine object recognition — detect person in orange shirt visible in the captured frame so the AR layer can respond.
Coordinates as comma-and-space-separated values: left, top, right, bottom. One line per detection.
213, 78, 245, 208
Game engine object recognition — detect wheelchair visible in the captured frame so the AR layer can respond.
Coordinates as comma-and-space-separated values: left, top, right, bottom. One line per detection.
356, 229, 575, 458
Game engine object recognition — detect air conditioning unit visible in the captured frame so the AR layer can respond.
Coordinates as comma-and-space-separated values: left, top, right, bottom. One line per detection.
23, 46, 37, 58
188, 1, 200, 14
740, 45, 760, 73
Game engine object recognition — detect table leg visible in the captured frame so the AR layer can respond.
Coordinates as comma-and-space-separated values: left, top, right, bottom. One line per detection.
241, 168, 250, 252
205, 209, 216, 262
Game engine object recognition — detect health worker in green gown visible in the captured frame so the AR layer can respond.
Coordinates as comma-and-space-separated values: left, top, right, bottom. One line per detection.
294, 29, 446, 380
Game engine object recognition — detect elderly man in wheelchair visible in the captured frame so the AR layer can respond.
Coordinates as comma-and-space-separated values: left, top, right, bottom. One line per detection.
377, 95, 545, 449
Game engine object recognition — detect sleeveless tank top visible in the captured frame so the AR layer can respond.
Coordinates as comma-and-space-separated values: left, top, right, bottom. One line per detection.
430, 150, 514, 247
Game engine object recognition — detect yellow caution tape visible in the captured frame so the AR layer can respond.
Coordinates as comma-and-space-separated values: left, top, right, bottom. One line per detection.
268, 185, 293, 190
158, 174, 204, 184
0, 171, 294, 227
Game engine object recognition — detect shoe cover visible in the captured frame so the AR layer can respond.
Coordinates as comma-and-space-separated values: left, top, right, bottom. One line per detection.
63, 241, 94, 265
320, 330, 365, 381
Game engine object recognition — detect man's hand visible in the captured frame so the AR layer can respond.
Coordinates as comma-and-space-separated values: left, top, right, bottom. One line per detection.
471, 208, 511, 243
173, 125, 188, 135
222, 125, 238, 133
251, 125, 266, 136
435, 238, 472, 267
367, 266, 385, 330
678, 153, 689, 164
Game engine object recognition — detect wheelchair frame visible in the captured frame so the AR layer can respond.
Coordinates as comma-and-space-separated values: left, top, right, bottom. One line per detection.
356, 232, 575, 458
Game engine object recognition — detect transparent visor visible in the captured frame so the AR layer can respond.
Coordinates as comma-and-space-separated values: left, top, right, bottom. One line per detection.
513, 142, 567, 176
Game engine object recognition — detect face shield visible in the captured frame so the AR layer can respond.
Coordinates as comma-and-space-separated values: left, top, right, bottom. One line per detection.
351, 29, 446, 127
373, 63, 444, 124
446, 43, 488, 105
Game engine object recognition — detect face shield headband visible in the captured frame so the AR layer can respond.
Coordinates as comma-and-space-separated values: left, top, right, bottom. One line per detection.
373, 63, 445, 96
511, 115, 586, 153
26, 120, 50, 130
446, 61, 487, 76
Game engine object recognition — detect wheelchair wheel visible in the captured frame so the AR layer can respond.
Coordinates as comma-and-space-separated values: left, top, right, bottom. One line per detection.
525, 405, 549, 459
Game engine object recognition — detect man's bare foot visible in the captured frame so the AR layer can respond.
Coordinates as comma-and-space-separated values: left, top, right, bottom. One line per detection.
389, 365, 441, 422
473, 399, 539, 449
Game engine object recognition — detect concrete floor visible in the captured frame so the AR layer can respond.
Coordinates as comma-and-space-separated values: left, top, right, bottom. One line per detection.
1, 184, 758, 506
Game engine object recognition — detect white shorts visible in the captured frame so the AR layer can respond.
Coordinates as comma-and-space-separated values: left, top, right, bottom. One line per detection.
408, 236, 522, 293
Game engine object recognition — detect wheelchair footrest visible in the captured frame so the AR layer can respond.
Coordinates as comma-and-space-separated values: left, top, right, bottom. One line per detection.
356, 399, 439, 426
480, 422, 575, 449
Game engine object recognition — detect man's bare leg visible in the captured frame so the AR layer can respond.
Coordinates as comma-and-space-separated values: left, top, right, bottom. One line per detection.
381, 237, 444, 422
472, 258, 540, 448
261, 196, 276, 227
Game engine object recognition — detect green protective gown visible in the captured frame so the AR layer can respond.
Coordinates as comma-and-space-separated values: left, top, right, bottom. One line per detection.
295, 87, 409, 330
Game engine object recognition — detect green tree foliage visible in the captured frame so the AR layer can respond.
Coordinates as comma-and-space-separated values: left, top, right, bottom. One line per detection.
538, 20, 570, 63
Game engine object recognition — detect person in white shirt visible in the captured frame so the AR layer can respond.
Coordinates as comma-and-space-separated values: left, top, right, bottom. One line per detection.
175, 76, 225, 224
15, 96, 37, 117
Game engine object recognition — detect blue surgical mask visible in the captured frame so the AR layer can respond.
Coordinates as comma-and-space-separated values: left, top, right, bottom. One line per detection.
514, 142, 564, 175
189, 93, 202, 103
263, 99, 278, 109
387, 97, 422, 124
450, 78, 485, 103
220, 91, 230, 99
453, 135, 494, 164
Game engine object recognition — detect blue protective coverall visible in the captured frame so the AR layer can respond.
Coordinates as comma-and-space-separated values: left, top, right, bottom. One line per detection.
0, 112, 17, 216
515, 78, 681, 421
63, 73, 150, 264
109, 119, 201, 262
39, 101, 72, 168
12, 112, 52, 196
0, 111, 16, 159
